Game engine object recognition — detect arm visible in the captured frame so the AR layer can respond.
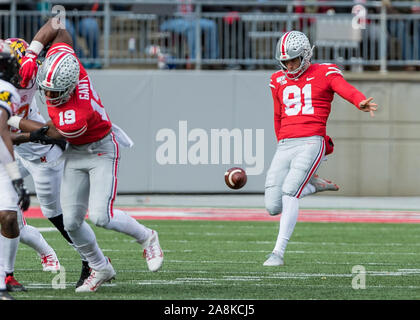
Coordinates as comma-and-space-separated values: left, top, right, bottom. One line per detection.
20, 18, 73, 87
0, 109, 30, 211
10, 132, 30, 145
30, 18, 73, 49
269, 78, 282, 142
8, 117, 64, 139
329, 75, 377, 117
0, 109, 15, 162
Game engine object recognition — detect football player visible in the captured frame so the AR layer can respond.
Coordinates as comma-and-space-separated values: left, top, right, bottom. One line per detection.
0, 40, 31, 300
18, 18, 164, 292
5, 38, 95, 289
263, 31, 377, 266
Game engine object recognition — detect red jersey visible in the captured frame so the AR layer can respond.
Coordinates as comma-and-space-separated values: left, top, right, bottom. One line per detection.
269, 63, 366, 141
46, 43, 112, 145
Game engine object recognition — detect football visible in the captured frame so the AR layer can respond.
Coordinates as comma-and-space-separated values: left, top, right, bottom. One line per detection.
224, 167, 247, 189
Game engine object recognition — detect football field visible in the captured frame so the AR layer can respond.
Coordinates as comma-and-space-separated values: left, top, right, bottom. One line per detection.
11, 196, 420, 301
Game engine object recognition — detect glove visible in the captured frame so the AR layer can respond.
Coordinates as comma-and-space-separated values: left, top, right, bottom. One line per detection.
19, 50, 39, 88
29, 126, 67, 151
12, 178, 30, 211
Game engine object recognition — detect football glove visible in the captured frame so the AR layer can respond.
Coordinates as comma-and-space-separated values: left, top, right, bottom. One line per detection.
29, 126, 67, 151
19, 50, 38, 88
12, 178, 30, 211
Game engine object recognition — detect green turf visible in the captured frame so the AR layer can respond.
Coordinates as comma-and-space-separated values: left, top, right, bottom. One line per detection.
11, 219, 420, 300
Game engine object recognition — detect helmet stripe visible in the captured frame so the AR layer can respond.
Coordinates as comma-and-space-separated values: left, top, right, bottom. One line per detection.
46, 52, 67, 84
281, 32, 291, 56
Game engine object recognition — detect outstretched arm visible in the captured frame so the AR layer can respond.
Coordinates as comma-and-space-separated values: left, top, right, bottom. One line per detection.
20, 18, 73, 87
329, 75, 377, 117
7, 116, 64, 139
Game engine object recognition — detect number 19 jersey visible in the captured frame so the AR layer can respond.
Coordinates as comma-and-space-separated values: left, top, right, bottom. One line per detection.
46, 43, 112, 145
269, 63, 366, 141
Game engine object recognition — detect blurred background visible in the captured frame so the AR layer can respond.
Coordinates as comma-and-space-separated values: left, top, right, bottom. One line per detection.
2, 0, 420, 197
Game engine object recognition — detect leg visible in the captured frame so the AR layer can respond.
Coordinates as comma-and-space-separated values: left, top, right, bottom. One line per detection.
61, 150, 115, 293
0, 165, 22, 293
264, 141, 291, 216
87, 134, 163, 272
265, 137, 325, 266
60, 156, 107, 271
17, 155, 88, 278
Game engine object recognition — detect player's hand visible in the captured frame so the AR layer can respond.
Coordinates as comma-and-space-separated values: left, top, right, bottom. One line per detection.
19, 50, 39, 88
29, 126, 67, 150
359, 97, 378, 117
11, 178, 30, 211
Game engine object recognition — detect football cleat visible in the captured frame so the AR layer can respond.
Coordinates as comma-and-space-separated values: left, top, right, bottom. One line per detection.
263, 252, 284, 266
142, 230, 164, 272
310, 174, 339, 192
0, 289, 15, 300
76, 261, 91, 289
75, 257, 115, 293
40, 253, 61, 272
5, 275, 27, 292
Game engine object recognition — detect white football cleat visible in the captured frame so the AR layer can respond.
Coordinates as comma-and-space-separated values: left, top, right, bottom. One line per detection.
142, 230, 164, 272
310, 174, 339, 192
40, 252, 61, 272
263, 252, 284, 266
75, 258, 116, 293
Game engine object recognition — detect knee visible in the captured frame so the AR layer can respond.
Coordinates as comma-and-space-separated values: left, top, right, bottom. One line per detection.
63, 214, 83, 232
88, 212, 110, 228
265, 202, 283, 216
265, 186, 283, 216
0, 211, 18, 228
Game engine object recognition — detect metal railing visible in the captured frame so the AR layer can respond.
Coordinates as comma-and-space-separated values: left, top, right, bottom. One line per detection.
1, 1, 420, 71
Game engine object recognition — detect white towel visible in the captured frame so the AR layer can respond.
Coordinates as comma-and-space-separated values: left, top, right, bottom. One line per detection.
112, 123, 134, 148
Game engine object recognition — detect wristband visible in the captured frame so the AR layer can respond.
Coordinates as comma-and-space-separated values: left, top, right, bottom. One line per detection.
27, 40, 44, 55
7, 116, 22, 129
5, 161, 22, 181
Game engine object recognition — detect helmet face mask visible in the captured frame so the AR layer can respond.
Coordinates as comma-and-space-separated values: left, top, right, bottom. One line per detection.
5, 38, 36, 89
36, 52, 80, 107
0, 40, 22, 88
275, 31, 314, 80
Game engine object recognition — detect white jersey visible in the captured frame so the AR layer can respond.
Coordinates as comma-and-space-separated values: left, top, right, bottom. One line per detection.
14, 83, 62, 161
0, 79, 20, 118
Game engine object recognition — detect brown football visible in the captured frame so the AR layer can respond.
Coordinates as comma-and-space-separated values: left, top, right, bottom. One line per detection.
224, 167, 247, 189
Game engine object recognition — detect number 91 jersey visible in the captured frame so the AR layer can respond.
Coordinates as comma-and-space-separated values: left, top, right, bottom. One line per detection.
46, 43, 112, 145
269, 63, 366, 141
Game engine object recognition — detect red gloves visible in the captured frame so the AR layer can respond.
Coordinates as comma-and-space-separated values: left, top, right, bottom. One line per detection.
19, 50, 39, 88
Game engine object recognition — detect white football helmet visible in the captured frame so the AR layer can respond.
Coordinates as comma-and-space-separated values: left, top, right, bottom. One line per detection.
36, 52, 79, 106
275, 31, 314, 79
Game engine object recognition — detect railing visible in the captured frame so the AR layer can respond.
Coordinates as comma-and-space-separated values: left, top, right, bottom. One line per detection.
1, 1, 420, 71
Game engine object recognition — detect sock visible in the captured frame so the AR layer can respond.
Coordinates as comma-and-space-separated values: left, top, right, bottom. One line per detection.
0, 233, 20, 275
104, 209, 152, 244
48, 215, 73, 243
67, 221, 107, 271
19, 224, 55, 257
49, 215, 88, 262
0, 270, 5, 290
273, 195, 299, 258
300, 183, 316, 198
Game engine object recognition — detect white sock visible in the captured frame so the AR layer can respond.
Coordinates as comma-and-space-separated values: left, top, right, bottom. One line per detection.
67, 221, 107, 271
0, 233, 20, 274
19, 224, 55, 257
273, 195, 299, 258
0, 272, 5, 290
69, 243, 88, 262
104, 209, 152, 244
300, 183, 316, 198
